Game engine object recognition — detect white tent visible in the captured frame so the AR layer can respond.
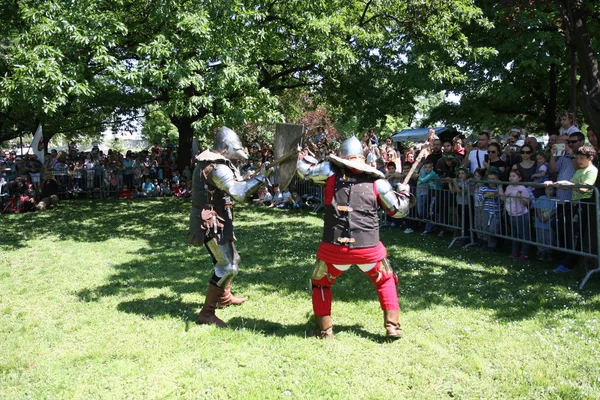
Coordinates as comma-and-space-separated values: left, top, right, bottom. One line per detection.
391, 127, 447, 143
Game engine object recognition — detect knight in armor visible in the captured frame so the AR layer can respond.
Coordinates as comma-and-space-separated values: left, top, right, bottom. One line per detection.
189, 127, 272, 327
297, 136, 412, 339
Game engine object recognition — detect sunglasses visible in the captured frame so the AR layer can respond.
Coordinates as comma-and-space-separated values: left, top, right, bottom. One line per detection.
520, 150, 532, 155
567, 140, 581, 144
489, 151, 497, 154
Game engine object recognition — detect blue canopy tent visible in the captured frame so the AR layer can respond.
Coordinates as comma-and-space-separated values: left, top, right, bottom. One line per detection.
391, 127, 447, 143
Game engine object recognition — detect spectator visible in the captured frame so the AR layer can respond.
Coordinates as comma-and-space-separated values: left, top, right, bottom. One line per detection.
417, 160, 442, 235
531, 150, 550, 197
548, 131, 583, 203
477, 169, 503, 252
375, 158, 387, 175
450, 166, 471, 238
525, 136, 539, 153
462, 131, 490, 173
453, 136, 465, 156
37, 171, 60, 211
552, 145, 598, 272
141, 177, 155, 197
586, 126, 598, 151
160, 179, 171, 196
484, 143, 507, 179
545, 132, 559, 152
287, 190, 304, 209
558, 111, 579, 136
253, 186, 272, 206
119, 184, 133, 199
182, 165, 192, 182
502, 137, 521, 169
425, 139, 443, 174
503, 170, 534, 261
512, 144, 536, 183
534, 185, 557, 261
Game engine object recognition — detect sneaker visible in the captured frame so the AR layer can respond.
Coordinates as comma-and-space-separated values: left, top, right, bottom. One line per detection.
516, 255, 529, 261
510, 252, 519, 259
421, 230, 431, 236
554, 265, 570, 273
404, 228, 414, 234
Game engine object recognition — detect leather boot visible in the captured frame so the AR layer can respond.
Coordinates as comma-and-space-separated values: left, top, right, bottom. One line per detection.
217, 282, 248, 308
383, 309, 403, 339
197, 284, 227, 327
315, 315, 333, 339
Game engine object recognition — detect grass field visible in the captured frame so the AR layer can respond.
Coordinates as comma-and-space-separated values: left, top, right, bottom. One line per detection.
1, 198, 600, 399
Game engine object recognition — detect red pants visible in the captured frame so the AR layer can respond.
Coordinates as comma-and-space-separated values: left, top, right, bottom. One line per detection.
312, 261, 399, 316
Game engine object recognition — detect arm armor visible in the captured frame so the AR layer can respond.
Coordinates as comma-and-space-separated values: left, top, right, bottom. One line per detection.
375, 179, 411, 218
297, 157, 334, 185
210, 163, 267, 202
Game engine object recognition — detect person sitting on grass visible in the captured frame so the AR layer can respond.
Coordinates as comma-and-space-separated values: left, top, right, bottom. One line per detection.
142, 177, 155, 197
119, 184, 133, 199
286, 190, 304, 209
269, 183, 285, 208
253, 186, 272, 206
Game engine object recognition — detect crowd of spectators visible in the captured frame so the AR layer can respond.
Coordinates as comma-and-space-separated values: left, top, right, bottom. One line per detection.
2, 121, 599, 273
0, 139, 193, 212
372, 121, 599, 273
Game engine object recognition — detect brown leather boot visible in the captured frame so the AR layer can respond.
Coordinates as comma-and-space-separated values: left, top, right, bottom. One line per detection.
315, 315, 333, 339
197, 284, 227, 327
383, 309, 403, 339
217, 282, 248, 308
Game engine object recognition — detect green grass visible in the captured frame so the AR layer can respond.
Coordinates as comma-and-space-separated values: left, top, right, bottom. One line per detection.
1, 198, 600, 399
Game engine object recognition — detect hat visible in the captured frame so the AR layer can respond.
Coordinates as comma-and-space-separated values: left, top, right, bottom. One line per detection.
376, 158, 385, 164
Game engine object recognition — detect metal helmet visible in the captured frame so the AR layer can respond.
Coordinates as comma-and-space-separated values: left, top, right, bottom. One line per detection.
339, 136, 364, 159
213, 127, 248, 161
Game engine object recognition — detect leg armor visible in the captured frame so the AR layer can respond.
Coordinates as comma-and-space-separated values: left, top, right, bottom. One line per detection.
361, 259, 400, 311
311, 258, 344, 316
205, 238, 240, 288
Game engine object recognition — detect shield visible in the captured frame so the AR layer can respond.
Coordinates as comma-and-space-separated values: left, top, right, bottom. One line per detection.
272, 123, 304, 189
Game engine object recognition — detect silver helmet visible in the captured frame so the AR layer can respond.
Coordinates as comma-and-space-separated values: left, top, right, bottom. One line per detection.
213, 127, 248, 161
339, 136, 364, 160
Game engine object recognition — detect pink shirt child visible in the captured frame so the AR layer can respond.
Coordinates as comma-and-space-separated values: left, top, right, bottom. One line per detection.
504, 185, 532, 216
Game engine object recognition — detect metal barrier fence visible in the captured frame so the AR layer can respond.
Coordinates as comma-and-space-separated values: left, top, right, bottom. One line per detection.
401, 178, 599, 289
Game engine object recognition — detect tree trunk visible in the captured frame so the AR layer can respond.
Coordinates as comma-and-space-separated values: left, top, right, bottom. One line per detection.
571, 3, 600, 133
546, 63, 559, 135
170, 115, 196, 173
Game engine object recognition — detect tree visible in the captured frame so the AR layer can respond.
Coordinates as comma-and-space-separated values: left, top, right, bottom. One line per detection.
1, 0, 495, 169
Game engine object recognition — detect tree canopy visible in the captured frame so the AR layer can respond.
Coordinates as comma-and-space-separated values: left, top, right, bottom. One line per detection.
2, 0, 599, 158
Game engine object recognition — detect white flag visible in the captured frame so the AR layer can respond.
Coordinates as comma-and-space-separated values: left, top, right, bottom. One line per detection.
32, 124, 45, 160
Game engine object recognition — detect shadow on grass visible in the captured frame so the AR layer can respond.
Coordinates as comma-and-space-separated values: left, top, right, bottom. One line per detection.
4, 199, 598, 325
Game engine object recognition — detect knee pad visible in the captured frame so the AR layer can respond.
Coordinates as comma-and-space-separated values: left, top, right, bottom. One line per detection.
311, 259, 343, 287
364, 259, 397, 287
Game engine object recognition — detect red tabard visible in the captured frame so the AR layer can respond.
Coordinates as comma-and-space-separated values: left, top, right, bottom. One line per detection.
316, 241, 387, 264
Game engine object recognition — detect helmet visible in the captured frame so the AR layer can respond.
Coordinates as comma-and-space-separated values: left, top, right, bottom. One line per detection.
213, 127, 248, 161
339, 136, 364, 160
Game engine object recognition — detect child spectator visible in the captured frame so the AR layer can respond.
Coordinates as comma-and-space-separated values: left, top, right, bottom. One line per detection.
178, 180, 188, 197
287, 190, 304, 209
253, 186, 272, 206
531, 150, 550, 197
477, 169, 503, 252
269, 183, 284, 207
450, 166, 471, 238
171, 170, 180, 185
471, 168, 487, 243
182, 165, 192, 182
184, 180, 192, 198
160, 179, 171, 196
119, 184, 133, 199
171, 182, 182, 197
142, 177, 155, 197
503, 170, 534, 260
417, 160, 441, 235
534, 185, 557, 261
109, 172, 119, 198
152, 179, 161, 196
